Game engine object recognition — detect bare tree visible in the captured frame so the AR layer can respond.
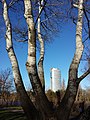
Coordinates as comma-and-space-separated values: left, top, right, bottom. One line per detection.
2, 0, 39, 120
1, 0, 90, 120
0, 68, 14, 105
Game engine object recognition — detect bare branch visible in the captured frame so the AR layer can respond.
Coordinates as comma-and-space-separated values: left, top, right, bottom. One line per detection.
35, 0, 47, 26
15, 39, 28, 42
83, 6, 90, 39
41, 22, 53, 32
83, 36, 89, 43
77, 68, 90, 83
73, 3, 79, 8
8, 0, 19, 8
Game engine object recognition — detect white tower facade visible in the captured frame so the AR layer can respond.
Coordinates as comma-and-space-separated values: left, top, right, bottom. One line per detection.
50, 68, 61, 92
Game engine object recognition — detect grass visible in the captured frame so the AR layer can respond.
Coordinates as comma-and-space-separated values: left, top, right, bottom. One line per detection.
0, 108, 27, 120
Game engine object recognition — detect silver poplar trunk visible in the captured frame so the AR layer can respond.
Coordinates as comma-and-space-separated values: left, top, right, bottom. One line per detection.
2, 0, 38, 119
38, 0, 45, 90
56, 0, 84, 120
24, 0, 54, 118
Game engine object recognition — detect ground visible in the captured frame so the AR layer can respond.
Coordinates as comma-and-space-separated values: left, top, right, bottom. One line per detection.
0, 107, 27, 120
0, 102, 90, 120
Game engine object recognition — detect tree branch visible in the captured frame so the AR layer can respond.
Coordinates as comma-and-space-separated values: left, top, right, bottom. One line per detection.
2, 0, 38, 119
37, 0, 45, 91
15, 39, 28, 42
35, 0, 47, 26
8, 0, 20, 8
77, 68, 90, 83
83, 6, 90, 39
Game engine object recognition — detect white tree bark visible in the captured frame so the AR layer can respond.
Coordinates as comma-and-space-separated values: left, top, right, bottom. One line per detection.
56, 0, 85, 120
24, 0, 54, 118
2, 0, 90, 119
38, 0, 45, 91
2, 0, 21, 88
2, 1, 38, 119
69, 0, 84, 92
24, 0, 42, 94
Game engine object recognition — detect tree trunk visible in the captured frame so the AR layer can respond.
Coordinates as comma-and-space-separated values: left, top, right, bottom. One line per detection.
24, 0, 54, 118
79, 106, 90, 120
37, 0, 45, 91
2, 0, 90, 120
2, 0, 39, 119
56, 0, 84, 120
56, 84, 79, 120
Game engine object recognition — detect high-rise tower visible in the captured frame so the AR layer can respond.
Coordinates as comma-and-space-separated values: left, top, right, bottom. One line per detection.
50, 68, 61, 92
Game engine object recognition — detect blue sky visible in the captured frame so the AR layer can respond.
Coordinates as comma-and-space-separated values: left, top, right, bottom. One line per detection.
44, 23, 90, 90
44, 23, 76, 89
0, 0, 90, 91
0, 20, 90, 91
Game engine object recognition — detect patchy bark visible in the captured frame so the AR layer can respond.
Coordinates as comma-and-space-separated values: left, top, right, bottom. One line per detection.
2, 0, 90, 120
56, 0, 85, 120
2, 0, 39, 120
24, 0, 54, 118
37, 0, 45, 91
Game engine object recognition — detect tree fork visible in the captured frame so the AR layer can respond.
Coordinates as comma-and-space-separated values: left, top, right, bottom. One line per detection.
24, 0, 54, 118
2, 0, 39, 119
56, 0, 84, 120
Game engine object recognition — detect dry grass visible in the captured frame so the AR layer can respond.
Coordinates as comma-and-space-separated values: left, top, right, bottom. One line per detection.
0, 108, 27, 120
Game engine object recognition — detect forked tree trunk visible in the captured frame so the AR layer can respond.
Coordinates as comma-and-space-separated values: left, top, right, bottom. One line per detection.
56, 0, 84, 120
2, 0, 39, 120
24, 0, 54, 118
2, 0, 90, 120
